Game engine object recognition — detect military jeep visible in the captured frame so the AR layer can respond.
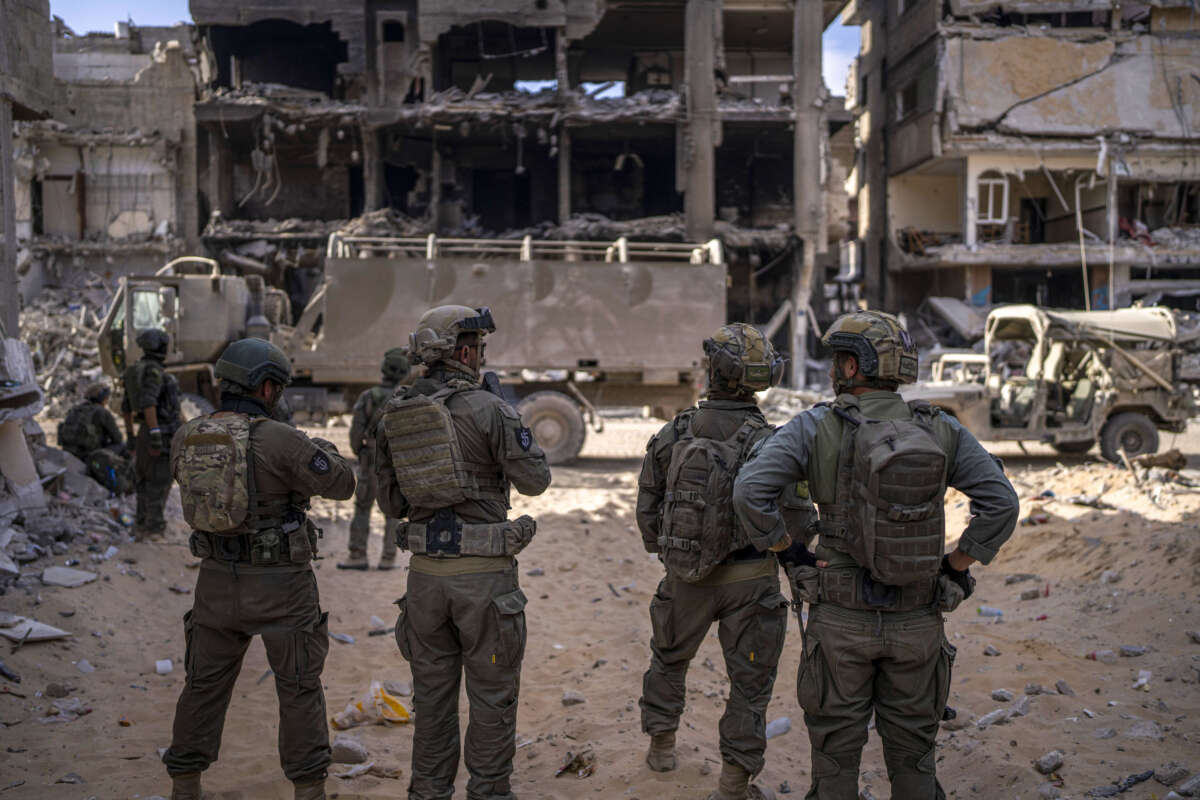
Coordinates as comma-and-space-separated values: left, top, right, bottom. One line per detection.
904, 305, 1200, 462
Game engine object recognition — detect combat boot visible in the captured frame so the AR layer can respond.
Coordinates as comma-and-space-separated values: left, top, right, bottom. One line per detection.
293, 776, 326, 800
645, 731, 677, 772
336, 555, 369, 570
169, 772, 201, 800
706, 760, 776, 800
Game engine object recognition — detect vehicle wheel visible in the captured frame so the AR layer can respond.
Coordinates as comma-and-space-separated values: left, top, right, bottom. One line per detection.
1051, 441, 1094, 455
180, 392, 215, 421
1099, 412, 1159, 463
517, 391, 586, 465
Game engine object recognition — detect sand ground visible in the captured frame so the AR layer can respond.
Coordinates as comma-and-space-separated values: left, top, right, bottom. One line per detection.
1, 419, 1198, 799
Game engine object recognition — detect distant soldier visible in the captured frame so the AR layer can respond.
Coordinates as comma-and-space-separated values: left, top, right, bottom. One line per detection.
733, 311, 1019, 799
121, 328, 182, 539
163, 338, 355, 800
338, 347, 410, 570
58, 381, 134, 494
638, 323, 800, 800
375, 305, 551, 800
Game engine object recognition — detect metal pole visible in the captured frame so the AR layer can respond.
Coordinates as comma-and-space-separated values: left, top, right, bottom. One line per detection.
791, 0, 823, 387
684, 0, 717, 242
1, 99, 17, 337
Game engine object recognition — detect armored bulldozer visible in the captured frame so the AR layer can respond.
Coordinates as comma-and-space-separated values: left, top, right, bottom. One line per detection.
98, 236, 727, 463
906, 304, 1200, 462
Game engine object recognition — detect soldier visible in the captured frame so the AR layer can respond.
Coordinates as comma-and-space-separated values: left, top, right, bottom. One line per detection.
733, 311, 1019, 800
638, 323, 802, 800
338, 346, 410, 570
375, 305, 551, 800
162, 338, 355, 800
57, 381, 134, 494
120, 328, 183, 539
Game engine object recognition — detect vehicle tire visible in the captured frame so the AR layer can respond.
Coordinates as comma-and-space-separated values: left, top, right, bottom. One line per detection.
180, 392, 215, 421
517, 391, 586, 465
1051, 441, 1094, 455
1099, 412, 1159, 463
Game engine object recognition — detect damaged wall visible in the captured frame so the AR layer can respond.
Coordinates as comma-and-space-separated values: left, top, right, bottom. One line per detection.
0, 0, 55, 119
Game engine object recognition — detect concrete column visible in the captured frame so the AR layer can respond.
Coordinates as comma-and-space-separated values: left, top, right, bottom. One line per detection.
362, 123, 382, 212
431, 140, 442, 233
790, 0, 822, 387
558, 126, 571, 224
1, 99, 17, 336
684, 0, 717, 242
964, 157, 980, 248
1106, 159, 1118, 309
555, 29, 570, 98
206, 125, 234, 221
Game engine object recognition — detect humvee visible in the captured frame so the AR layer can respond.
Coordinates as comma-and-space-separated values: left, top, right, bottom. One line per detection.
904, 305, 1200, 461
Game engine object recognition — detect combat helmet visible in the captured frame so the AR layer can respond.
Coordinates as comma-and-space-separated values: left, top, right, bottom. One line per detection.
214, 338, 293, 392
822, 310, 918, 390
409, 306, 495, 365
381, 347, 410, 383
136, 328, 169, 356
84, 381, 111, 403
703, 323, 784, 395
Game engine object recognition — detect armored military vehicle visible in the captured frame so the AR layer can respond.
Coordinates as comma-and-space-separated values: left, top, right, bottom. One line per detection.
97, 235, 727, 463
906, 304, 1200, 462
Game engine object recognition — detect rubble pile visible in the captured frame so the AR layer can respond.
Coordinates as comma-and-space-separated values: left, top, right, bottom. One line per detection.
1151, 226, 1200, 249
757, 386, 823, 423
19, 281, 111, 416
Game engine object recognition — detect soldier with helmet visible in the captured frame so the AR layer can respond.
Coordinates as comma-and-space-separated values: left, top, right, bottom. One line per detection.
733, 311, 1019, 799
338, 346, 411, 570
638, 322, 810, 800
162, 338, 355, 800
374, 305, 551, 800
121, 328, 183, 539
58, 381, 134, 494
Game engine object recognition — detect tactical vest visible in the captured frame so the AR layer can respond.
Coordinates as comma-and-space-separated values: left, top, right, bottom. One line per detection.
380, 383, 507, 510
58, 405, 102, 458
817, 398, 949, 586
124, 359, 182, 430
658, 413, 767, 582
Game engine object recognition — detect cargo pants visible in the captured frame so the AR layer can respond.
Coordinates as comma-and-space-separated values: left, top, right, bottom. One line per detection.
348, 449, 398, 561
134, 426, 172, 536
639, 571, 790, 775
797, 602, 955, 800
395, 568, 527, 800
163, 563, 331, 783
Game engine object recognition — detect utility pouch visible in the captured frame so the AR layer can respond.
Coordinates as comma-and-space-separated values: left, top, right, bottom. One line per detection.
503, 514, 537, 555
935, 573, 965, 613
788, 564, 822, 605
288, 527, 312, 563
425, 508, 463, 556
861, 571, 898, 610
250, 531, 282, 565
188, 531, 213, 559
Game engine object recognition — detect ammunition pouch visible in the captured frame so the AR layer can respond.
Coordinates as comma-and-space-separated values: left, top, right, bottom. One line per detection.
402, 511, 537, 558
800, 567, 938, 612
187, 510, 313, 566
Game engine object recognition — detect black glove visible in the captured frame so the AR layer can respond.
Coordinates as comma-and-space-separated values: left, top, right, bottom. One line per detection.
777, 541, 818, 569
940, 554, 976, 601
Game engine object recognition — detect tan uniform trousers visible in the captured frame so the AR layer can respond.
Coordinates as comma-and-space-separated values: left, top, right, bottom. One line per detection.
163, 563, 331, 783
396, 567, 527, 800
797, 602, 955, 800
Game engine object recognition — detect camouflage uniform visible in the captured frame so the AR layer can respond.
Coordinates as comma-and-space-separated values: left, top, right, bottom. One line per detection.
163, 340, 356, 799
121, 350, 182, 536
345, 382, 400, 566
58, 398, 134, 494
733, 312, 1019, 800
376, 353, 551, 800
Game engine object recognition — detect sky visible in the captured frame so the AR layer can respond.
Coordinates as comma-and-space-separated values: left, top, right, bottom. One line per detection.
49, 0, 860, 95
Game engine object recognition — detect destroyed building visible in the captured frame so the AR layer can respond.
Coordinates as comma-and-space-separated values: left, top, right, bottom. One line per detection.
187, 0, 853, 360
10, 19, 201, 305
839, 0, 1200, 314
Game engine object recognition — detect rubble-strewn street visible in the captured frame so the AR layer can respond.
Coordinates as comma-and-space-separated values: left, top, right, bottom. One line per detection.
0, 420, 1196, 799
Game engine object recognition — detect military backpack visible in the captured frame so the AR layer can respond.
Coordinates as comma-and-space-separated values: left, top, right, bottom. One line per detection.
173, 414, 260, 533
820, 399, 948, 585
658, 414, 767, 582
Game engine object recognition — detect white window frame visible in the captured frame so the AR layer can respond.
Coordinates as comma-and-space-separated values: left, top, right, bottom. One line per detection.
977, 174, 1010, 225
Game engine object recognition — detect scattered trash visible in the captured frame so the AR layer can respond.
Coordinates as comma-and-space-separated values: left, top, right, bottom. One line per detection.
368, 615, 387, 631
329, 632, 355, 645
55, 772, 86, 784
983, 645, 1002, 657
330, 681, 411, 729
167, 585, 191, 595
1087, 650, 1118, 665
44, 682, 68, 697
562, 689, 586, 706
155, 659, 173, 675
1187, 630, 1200, 645
1119, 645, 1147, 658
765, 717, 791, 739
0, 660, 19, 683
1132, 670, 1152, 691
118, 715, 132, 727
75, 659, 95, 673
1055, 680, 1075, 696
977, 607, 1004, 618
526, 567, 545, 577
40, 697, 91, 724
382, 680, 412, 697
555, 746, 596, 778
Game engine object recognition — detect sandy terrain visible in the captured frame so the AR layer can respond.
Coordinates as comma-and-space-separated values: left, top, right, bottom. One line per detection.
1, 418, 1198, 799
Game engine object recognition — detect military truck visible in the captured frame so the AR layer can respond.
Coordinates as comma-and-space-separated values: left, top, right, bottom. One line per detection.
98, 236, 727, 463
905, 304, 1200, 462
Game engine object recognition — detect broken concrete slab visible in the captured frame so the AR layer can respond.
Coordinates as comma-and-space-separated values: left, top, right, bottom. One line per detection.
0, 615, 72, 642
40, 566, 98, 588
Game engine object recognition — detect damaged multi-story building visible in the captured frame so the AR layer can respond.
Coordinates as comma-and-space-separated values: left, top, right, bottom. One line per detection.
840, 0, 1200, 314
187, 0, 852, 372
10, 18, 201, 304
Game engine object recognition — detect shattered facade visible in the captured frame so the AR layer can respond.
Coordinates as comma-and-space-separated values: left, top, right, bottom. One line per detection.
840, 0, 1200, 314
187, 0, 851, 349
11, 20, 201, 306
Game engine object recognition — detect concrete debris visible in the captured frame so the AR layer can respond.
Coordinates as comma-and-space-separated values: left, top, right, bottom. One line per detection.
1035, 750, 1065, 775
758, 387, 823, 423
1178, 774, 1200, 795
0, 614, 71, 642
331, 734, 369, 764
40, 566, 98, 588
561, 689, 587, 706
991, 689, 1015, 702
18, 282, 110, 417
1055, 680, 1075, 697
1125, 720, 1165, 741
1156, 763, 1191, 786
765, 717, 792, 739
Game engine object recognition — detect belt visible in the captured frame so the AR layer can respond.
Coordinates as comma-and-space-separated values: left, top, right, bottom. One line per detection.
816, 567, 937, 612
402, 509, 536, 558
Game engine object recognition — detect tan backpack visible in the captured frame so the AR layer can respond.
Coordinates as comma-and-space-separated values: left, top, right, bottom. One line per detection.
658, 415, 767, 583
823, 400, 948, 585
173, 414, 257, 533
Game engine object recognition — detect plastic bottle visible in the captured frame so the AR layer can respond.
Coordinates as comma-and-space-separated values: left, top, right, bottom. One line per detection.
1086, 649, 1118, 664
977, 606, 1004, 617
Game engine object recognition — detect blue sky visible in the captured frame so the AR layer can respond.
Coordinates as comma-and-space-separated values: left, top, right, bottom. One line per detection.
49, 0, 860, 94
